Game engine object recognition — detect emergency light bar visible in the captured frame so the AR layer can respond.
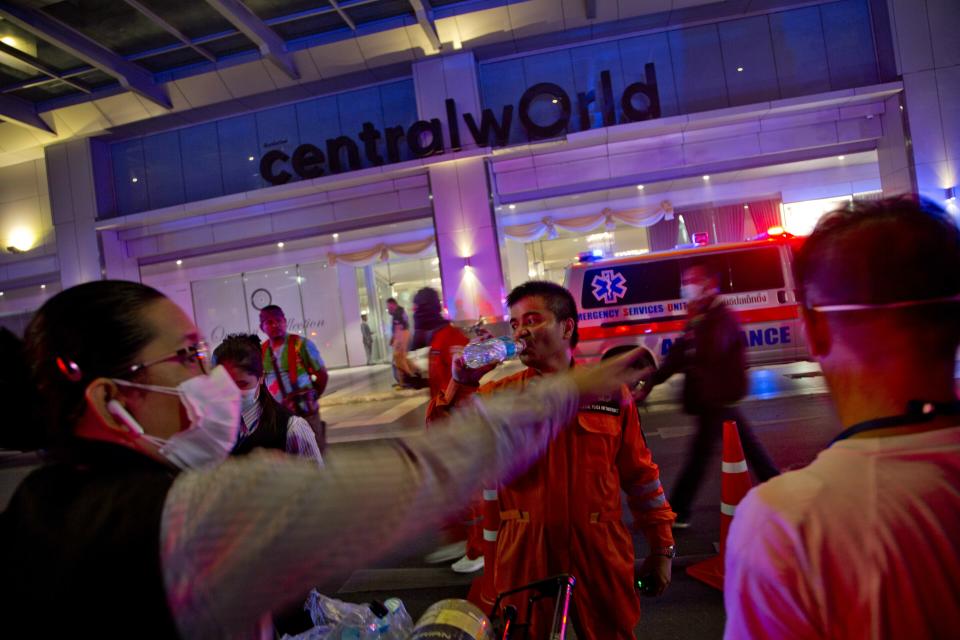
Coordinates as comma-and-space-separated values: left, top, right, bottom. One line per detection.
748, 226, 795, 241
576, 249, 604, 263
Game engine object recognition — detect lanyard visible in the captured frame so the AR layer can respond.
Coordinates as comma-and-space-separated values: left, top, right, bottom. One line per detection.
830, 400, 960, 445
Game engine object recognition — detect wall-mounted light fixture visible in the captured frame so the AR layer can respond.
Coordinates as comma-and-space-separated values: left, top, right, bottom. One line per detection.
6, 226, 35, 253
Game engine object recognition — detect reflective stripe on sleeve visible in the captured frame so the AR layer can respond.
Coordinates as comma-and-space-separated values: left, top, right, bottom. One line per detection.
483, 529, 498, 542
628, 478, 663, 497
640, 494, 667, 509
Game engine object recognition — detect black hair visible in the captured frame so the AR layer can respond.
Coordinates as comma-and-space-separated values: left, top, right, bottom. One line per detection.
213, 333, 264, 378
506, 280, 579, 347
795, 196, 960, 306
794, 196, 960, 355
386, 297, 397, 305
0, 328, 39, 450
681, 260, 721, 282
410, 287, 449, 350
259, 305, 284, 318
17, 281, 166, 448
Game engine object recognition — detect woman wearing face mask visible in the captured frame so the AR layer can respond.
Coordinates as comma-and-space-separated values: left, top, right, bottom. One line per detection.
213, 333, 322, 466
0, 280, 652, 639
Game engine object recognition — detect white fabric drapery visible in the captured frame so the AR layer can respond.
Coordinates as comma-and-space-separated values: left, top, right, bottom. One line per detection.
502, 200, 674, 241
327, 237, 436, 267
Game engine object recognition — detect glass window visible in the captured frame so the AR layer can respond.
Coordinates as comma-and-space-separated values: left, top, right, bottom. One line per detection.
580, 259, 681, 309
723, 248, 784, 293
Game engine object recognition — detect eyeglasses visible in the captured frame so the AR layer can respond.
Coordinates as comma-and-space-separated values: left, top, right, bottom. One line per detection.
127, 341, 210, 375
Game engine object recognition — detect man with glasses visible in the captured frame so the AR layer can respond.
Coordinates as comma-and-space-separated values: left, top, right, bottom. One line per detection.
259, 305, 329, 452
724, 197, 960, 638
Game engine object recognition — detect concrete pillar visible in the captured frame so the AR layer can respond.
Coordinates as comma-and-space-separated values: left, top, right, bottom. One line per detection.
414, 52, 505, 321
45, 138, 103, 288
876, 94, 916, 197
886, 0, 960, 209
101, 230, 141, 282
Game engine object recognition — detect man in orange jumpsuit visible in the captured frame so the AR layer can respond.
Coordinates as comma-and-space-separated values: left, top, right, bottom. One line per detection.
427, 281, 676, 640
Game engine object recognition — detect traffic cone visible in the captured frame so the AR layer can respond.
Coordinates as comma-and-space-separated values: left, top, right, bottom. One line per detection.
466, 486, 500, 613
686, 420, 754, 590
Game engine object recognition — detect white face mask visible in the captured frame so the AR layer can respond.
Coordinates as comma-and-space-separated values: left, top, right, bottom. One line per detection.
680, 283, 703, 301
239, 385, 260, 413
108, 365, 241, 470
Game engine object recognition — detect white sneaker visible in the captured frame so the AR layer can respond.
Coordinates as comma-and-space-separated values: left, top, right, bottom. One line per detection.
424, 540, 467, 564
451, 554, 485, 574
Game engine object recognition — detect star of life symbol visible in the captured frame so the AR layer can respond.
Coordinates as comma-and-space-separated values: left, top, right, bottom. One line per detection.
591, 269, 627, 304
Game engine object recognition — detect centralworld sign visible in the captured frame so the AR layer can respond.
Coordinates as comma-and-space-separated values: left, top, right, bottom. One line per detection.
260, 64, 661, 185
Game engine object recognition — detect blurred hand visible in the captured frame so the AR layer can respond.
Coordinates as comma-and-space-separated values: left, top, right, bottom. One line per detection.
472, 326, 494, 341
636, 555, 672, 597
568, 349, 653, 402
451, 349, 498, 387
632, 375, 654, 404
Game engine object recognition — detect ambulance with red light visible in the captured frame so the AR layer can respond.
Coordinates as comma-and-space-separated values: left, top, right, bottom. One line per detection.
565, 228, 809, 366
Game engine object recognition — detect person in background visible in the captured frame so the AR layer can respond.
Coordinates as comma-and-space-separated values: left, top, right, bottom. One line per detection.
360, 313, 374, 365
410, 287, 481, 573
724, 196, 960, 639
429, 280, 676, 640
410, 287, 470, 403
637, 262, 779, 528
0, 280, 653, 639
213, 334, 322, 466
386, 297, 421, 388
259, 304, 329, 451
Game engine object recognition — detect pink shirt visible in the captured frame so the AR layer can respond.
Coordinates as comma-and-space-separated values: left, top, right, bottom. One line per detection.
725, 426, 960, 639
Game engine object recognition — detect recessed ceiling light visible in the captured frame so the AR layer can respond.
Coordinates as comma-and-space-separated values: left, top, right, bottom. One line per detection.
551, 98, 558, 104
702, 175, 710, 181
40, 284, 46, 289
176, 259, 183, 265
131, 177, 138, 183
248, 156, 255, 162
333, 233, 339, 239
744, 205, 750, 209
637, 185, 644, 190
509, 204, 516, 210
277, 242, 285, 248
838, 155, 845, 160
736, 66, 744, 72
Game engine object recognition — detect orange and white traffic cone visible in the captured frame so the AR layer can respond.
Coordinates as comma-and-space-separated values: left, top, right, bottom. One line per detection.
686, 420, 754, 590
466, 487, 500, 613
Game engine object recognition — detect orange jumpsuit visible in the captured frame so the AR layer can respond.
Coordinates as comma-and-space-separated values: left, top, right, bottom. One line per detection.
427, 324, 470, 401
428, 367, 676, 640
424, 323, 481, 558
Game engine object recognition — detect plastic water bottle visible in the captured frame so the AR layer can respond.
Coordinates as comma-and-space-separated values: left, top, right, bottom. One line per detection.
462, 336, 526, 369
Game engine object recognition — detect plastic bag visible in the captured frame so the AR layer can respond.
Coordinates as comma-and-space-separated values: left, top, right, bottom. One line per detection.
281, 592, 412, 640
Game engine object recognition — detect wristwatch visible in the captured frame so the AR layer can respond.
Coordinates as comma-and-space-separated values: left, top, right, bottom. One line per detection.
650, 545, 677, 558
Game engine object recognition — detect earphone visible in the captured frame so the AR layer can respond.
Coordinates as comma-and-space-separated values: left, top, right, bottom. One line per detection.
107, 399, 144, 435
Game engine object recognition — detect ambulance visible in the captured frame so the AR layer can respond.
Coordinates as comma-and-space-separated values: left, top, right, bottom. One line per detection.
565, 228, 809, 366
